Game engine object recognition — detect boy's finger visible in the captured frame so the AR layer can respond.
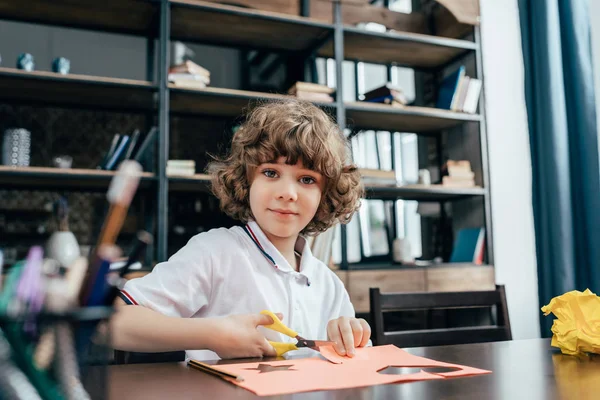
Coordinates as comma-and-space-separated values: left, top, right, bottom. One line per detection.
275, 313, 284, 321
261, 339, 277, 357
254, 313, 276, 326
350, 318, 363, 348
327, 321, 345, 355
339, 319, 355, 357
358, 319, 371, 347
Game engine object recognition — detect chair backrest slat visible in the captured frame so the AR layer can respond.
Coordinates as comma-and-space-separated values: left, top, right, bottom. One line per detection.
369, 285, 512, 347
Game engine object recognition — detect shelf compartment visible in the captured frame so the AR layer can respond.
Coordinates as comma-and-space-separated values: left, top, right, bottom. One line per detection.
320, 27, 477, 68
170, 0, 334, 52
0, 68, 157, 112
0, 0, 158, 36
169, 85, 336, 116
0, 166, 155, 191
345, 102, 480, 134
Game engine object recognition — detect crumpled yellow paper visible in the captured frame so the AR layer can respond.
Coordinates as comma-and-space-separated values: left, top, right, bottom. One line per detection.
541, 289, 600, 356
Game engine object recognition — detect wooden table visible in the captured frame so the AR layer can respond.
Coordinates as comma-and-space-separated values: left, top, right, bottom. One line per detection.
84, 338, 600, 399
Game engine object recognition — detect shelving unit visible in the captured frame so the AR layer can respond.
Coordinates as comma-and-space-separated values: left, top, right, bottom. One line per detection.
0, 0, 493, 290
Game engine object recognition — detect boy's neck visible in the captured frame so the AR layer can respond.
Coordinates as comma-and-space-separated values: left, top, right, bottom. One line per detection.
263, 232, 300, 272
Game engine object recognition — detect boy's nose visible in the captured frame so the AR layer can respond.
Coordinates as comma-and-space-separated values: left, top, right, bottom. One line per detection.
277, 180, 298, 201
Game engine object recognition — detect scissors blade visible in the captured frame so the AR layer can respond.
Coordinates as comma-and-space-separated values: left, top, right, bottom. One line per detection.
296, 339, 335, 349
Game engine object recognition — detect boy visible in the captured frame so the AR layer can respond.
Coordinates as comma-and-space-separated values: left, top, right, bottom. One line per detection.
111, 99, 370, 361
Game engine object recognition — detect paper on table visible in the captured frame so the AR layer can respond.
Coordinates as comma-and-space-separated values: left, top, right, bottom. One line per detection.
541, 288, 600, 356
193, 345, 491, 396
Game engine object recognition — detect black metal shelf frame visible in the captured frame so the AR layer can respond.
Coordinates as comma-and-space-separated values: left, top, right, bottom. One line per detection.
0, 0, 492, 267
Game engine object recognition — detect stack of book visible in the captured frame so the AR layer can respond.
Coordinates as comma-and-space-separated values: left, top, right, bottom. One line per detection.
359, 168, 397, 185
168, 61, 211, 89
287, 82, 334, 103
436, 66, 482, 114
166, 160, 195, 177
362, 83, 407, 107
441, 160, 475, 187
98, 128, 156, 171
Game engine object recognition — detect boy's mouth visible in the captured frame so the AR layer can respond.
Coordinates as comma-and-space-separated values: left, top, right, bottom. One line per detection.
269, 208, 299, 216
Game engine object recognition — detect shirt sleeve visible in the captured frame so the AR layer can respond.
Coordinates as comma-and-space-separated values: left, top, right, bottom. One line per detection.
119, 234, 212, 318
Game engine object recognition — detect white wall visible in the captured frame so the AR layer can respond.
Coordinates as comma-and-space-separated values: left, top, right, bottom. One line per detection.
480, 0, 540, 339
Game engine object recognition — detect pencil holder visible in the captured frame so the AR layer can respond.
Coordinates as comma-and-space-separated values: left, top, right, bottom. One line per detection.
0, 306, 113, 400
2, 128, 31, 167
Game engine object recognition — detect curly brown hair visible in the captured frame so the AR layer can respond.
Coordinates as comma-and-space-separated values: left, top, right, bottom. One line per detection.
207, 99, 363, 235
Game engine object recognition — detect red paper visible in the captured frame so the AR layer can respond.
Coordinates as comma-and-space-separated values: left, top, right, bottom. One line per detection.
199, 345, 491, 396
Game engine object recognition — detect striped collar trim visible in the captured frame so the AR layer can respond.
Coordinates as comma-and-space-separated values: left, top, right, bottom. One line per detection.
243, 224, 278, 269
243, 223, 311, 286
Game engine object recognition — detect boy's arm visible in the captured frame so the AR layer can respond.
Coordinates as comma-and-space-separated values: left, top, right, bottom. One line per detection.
110, 298, 278, 359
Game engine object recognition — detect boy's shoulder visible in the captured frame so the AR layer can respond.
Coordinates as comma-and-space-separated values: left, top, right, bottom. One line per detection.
183, 225, 247, 256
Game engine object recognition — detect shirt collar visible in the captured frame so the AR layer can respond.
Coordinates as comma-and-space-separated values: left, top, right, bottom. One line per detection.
244, 221, 316, 286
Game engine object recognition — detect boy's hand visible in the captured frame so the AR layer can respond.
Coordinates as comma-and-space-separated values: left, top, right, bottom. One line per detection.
207, 313, 282, 359
327, 316, 371, 357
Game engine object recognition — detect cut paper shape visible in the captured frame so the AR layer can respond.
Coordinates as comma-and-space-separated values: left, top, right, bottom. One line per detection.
192, 345, 491, 396
243, 364, 296, 373
318, 344, 367, 364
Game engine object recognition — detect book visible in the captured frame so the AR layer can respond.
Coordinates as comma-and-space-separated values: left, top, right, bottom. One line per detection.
133, 127, 157, 163
287, 82, 334, 95
452, 76, 470, 112
436, 66, 465, 110
168, 73, 210, 84
123, 129, 141, 160
170, 80, 208, 89
104, 135, 130, 170
169, 60, 210, 78
359, 168, 396, 184
463, 78, 482, 114
292, 91, 334, 103
442, 176, 475, 187
449, 227, 485, 264
363, 83, 407, 105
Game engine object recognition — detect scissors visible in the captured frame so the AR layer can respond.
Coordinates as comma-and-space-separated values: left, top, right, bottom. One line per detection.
261, 310, 335, 356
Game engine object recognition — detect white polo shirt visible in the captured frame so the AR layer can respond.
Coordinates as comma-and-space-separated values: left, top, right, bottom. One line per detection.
119, 221, 355, 361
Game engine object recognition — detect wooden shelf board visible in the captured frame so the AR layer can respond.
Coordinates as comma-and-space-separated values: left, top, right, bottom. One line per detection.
365, 183, 485, 201
168, 174, 212, 192
167, 174, 484, 202
0, 166, 155, 191
0, 68, 157, 111
170, 0, 333, 52
0, 0, 158, 36
345, 261, 491, 270
169, 85, 336, 116
335, 265, 495, 313
320, 27, 476, 68
345, 102, 480, 133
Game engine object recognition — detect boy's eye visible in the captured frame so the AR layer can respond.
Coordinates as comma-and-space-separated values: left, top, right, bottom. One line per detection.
300, 176, 316, 185
262, 169, 277, 178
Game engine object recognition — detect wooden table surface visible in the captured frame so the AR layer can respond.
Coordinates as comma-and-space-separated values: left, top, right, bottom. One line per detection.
84, 338, 600, 400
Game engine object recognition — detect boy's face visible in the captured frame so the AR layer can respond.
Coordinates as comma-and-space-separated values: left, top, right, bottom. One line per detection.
249, 157, 325, 242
